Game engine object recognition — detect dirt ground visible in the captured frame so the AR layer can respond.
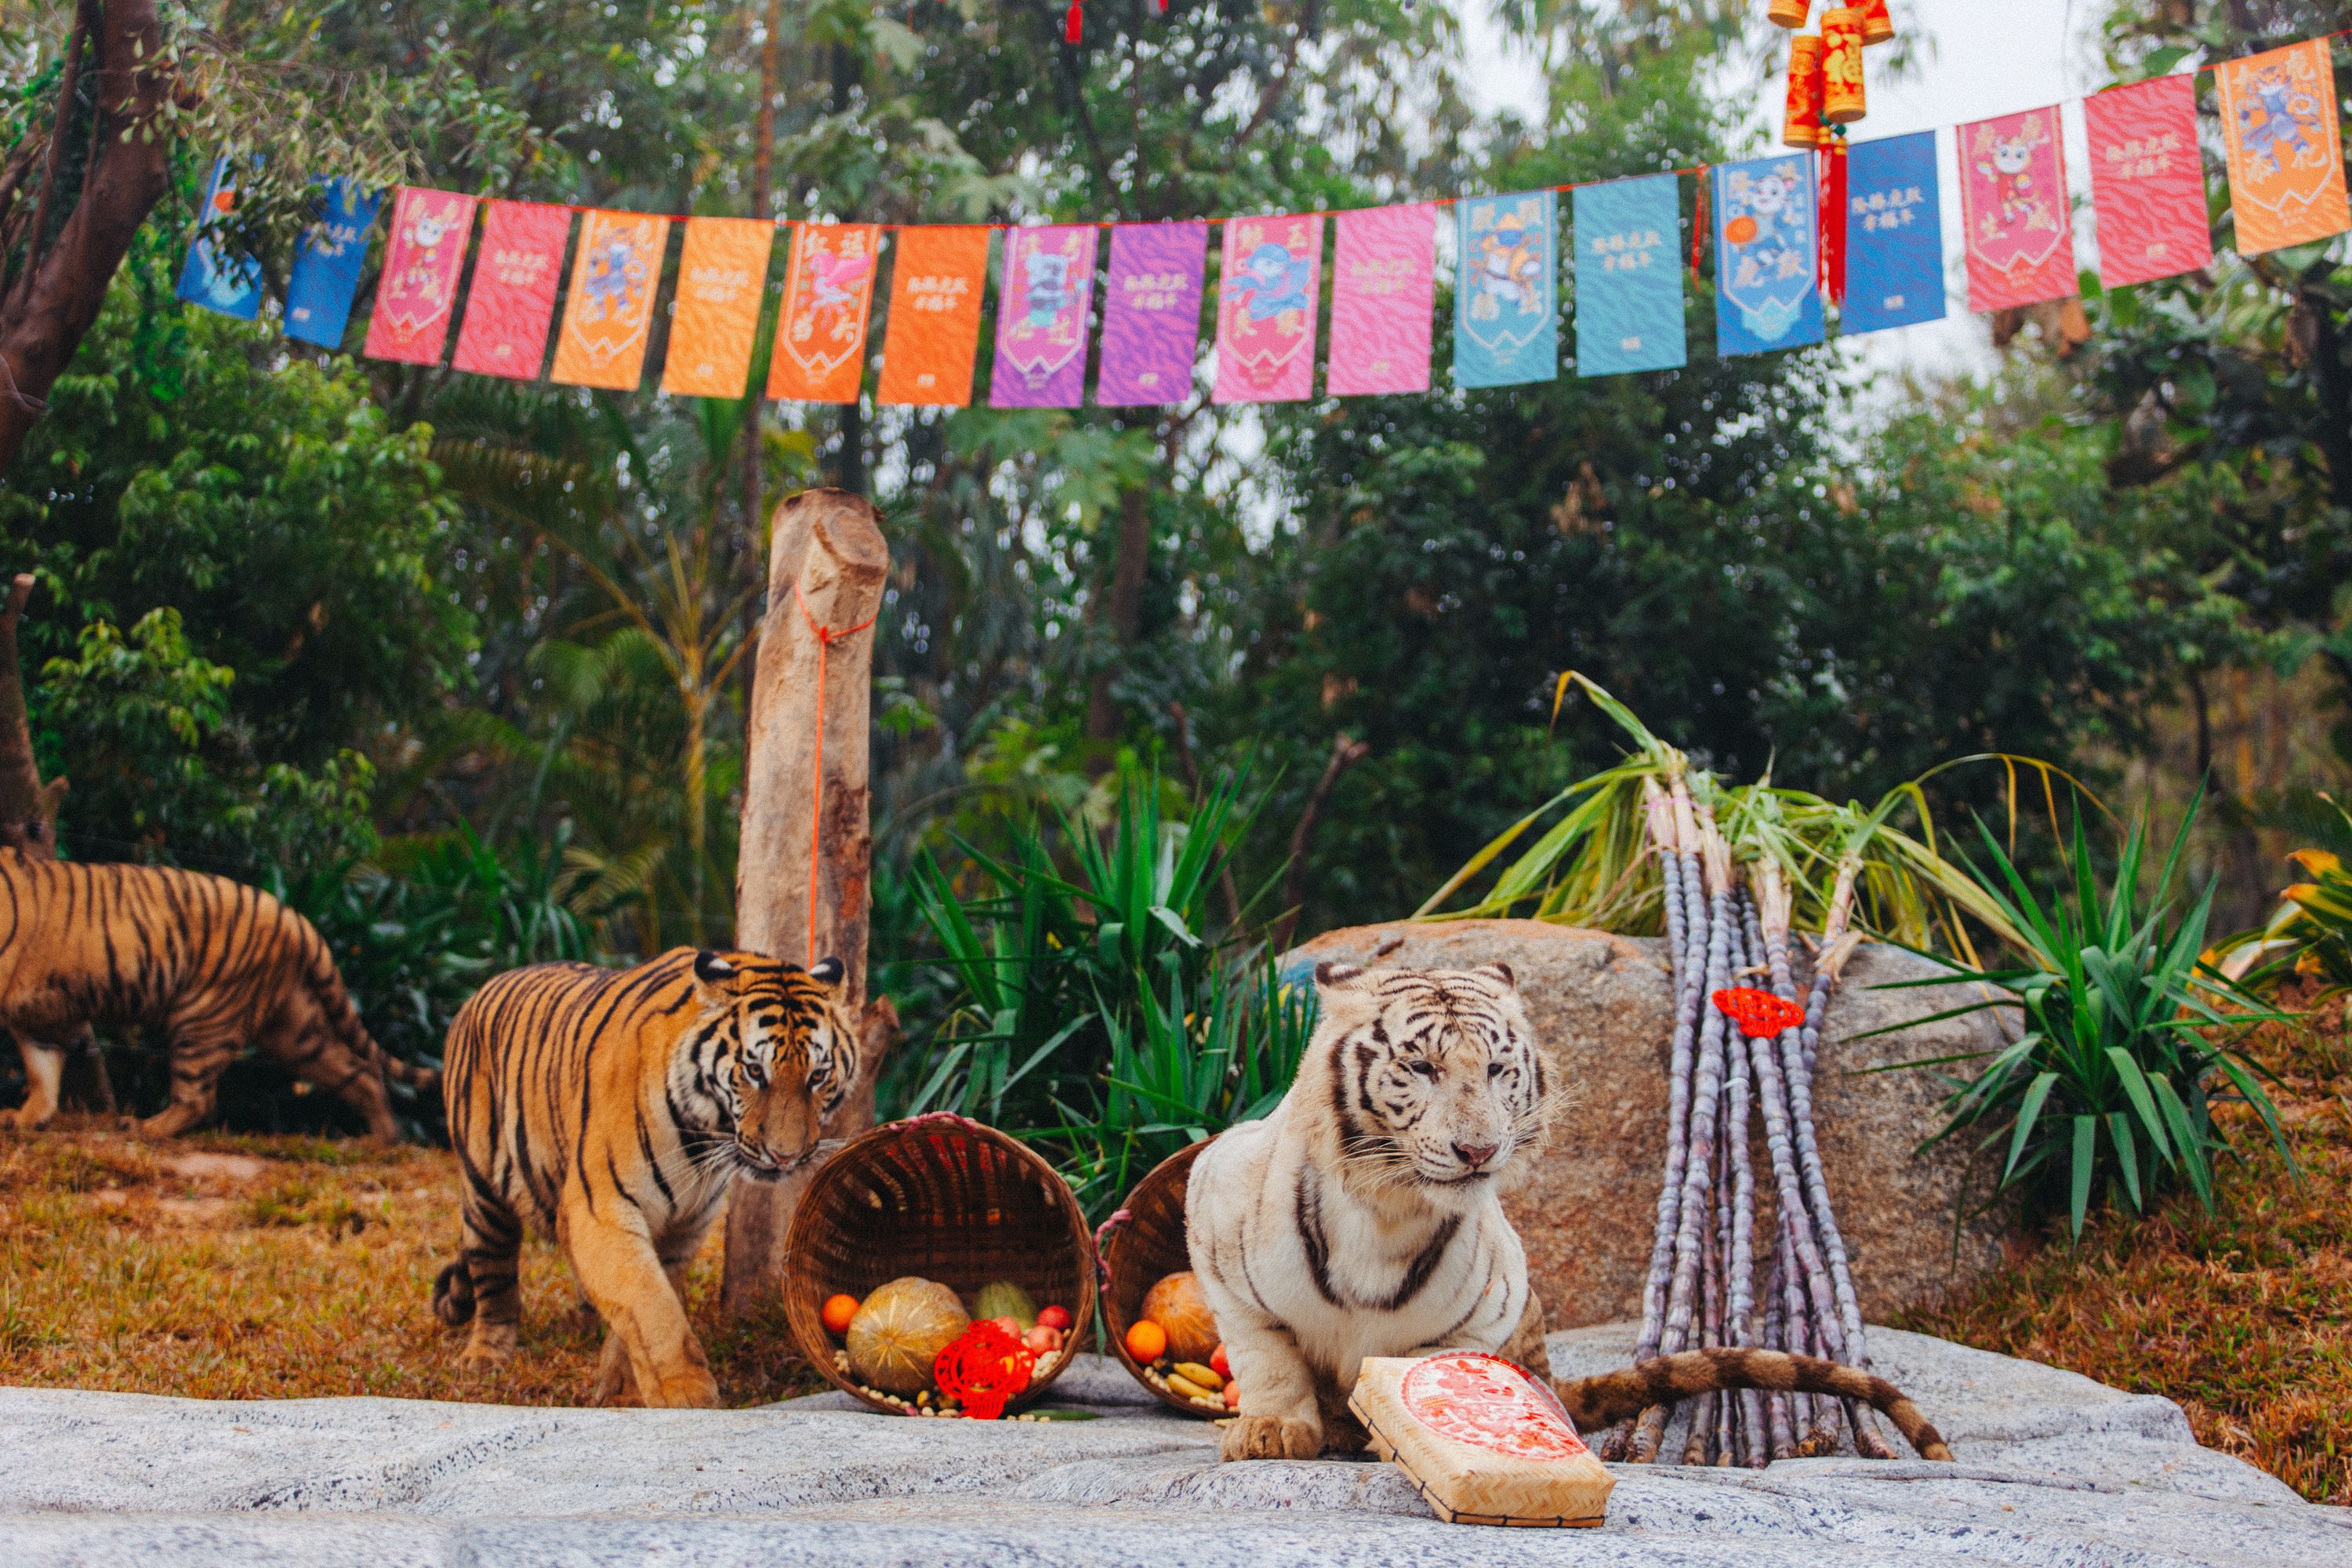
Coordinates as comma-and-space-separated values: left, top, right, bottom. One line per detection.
0, 1128, 811, 1407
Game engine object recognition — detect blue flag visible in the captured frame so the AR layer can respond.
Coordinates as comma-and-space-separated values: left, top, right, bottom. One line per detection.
285, 179, 383, 348
1454, 190, 1559, 388
1842, 132, 1946, 336
1711, 154, 1822, 357
176, 158, 263, 321
1572, 175, 1686, 377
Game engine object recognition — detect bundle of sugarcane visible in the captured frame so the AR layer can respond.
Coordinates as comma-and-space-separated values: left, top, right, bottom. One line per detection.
1601, 787, 1886, 1465
1422, 675, 2087, 1465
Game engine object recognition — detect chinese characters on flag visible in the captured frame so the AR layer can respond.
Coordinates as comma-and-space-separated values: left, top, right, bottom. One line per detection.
2083, 76, 2213, 289
876, 226, 992, 407
768, 223, 881, 403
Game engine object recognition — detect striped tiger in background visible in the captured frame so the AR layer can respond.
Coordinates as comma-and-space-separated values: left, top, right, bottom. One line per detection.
433, 946, 864, 1408
0, 848, 434, 1138
1187, 962, 1951, 1464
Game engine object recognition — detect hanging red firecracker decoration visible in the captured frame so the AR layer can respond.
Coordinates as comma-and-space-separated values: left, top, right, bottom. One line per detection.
1860, 0, 1895, 45
935, 1319, 1037, 1420
1768, 0, 1812, 27
1783, 35, 1826, 149
1711, 986, 1808, 1040
1065, 2, 1084, 44
1819, 128, 1849, 307
1821, 7, 1867, 125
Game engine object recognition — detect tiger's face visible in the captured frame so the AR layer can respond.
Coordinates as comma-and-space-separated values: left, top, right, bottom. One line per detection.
679, 950, 860, 1177
1312, 962, 1549, 1200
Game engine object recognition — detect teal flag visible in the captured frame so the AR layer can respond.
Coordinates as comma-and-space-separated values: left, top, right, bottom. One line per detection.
1454, 191, 1559, 388
1572, 176, 1686, 376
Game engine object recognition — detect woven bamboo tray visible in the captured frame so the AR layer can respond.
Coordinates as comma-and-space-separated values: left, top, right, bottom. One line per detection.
1095, 1135, 1220, 1417
782, 1112, 1096, 1417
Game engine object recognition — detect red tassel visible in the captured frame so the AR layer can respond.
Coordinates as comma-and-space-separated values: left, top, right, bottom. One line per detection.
1818, 133, 1848, 307
1690, 168, 1709, 283
1065, 2, 1083, 43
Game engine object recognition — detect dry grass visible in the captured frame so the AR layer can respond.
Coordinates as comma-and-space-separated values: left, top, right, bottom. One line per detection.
1899, 993, 2352, 1506
0, 1127, 814, 1406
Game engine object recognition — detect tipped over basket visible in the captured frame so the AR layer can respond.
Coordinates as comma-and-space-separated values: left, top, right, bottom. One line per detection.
783, 1112, 1096, 1417
1097, 1135, 1221, 1417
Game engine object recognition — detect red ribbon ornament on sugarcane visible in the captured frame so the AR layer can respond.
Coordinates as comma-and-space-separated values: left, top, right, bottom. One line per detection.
934, 1319, 1036, 1420
1711, 986, 1807, 1040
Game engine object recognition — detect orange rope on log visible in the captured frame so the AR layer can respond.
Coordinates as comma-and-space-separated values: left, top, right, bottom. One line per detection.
793, 580, 878, 969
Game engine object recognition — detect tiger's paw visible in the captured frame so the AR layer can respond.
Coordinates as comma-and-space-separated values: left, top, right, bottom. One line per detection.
1219, 1414, 1322, 1462
458, 1325, 517, 1367
645, 1367, 722, 1410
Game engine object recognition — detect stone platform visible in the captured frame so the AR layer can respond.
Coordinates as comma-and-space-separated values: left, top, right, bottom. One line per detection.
1, 1328, 2343, 1566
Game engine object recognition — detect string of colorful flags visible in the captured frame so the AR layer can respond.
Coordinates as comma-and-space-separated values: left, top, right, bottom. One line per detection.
175, 33, 2352, 411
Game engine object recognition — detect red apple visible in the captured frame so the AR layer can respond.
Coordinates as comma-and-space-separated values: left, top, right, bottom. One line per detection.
1210, 1342, 1230, 1380
1022, 1323, 1065, 1356
1036, 1305, 1073, 1332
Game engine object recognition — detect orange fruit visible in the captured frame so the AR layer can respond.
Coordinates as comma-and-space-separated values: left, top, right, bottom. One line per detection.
1125, 1319, 1169, 1363
821, 1292, 862, 1335
1726, 215, 1759, 246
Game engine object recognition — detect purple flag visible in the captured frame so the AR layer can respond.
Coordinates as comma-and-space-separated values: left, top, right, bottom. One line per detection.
1327, 203, 1435, 397
991, 224, 1098, 408
1096, 221, 1207, 406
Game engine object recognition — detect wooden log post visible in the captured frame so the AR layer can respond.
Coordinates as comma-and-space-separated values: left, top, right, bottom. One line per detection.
720, 488, 893, 1319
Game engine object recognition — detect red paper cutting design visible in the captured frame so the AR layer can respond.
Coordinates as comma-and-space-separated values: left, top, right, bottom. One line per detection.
1711, 986, 1807, 1039
933, 1319, 1036, 1420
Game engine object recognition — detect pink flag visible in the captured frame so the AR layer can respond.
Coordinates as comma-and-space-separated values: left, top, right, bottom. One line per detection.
1213, 213, 1323, 405
2084, 77, 2212, 289
1957, 107, 2076, 313
1326, 204, 1435, 397
452, 201, 572, 380
363, 187, 479, 365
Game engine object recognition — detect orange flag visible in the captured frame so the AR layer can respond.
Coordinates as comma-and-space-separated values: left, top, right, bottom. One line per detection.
2217, 40, 2350, 256
876, 226, 992, 408
768, 223, 881, 403
550, 210, 671, 390
660, 217, 776, 398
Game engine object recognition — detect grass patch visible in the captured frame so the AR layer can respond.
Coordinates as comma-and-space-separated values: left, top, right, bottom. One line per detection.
0, 1129, 818, 1407
1899, 994, 2352, 1505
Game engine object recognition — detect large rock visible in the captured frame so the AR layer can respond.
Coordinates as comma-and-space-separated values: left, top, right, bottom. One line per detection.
1284, 920, 2014, 1328
0, 1342, 2341, 1565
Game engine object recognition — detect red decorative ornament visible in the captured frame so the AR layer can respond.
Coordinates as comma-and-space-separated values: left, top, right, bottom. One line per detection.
934, 1319, 1036, 1420
1711, 986, 1807, 1040
1066, 2, 1083, 44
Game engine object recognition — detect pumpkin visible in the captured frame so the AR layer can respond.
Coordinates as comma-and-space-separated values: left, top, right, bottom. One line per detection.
846, 1276, 970, 1396
1141, 1271, 1220, 1363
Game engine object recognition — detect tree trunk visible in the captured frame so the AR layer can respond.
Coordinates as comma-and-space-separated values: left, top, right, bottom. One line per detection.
0, 0, 173, 474
1083, 484, 1152, 749
1270, 732, 1370, 951
721, 487, 892, 1319
0, 574, 64, 856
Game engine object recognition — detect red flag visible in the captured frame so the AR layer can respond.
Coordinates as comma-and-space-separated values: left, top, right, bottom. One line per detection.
1957, 107, 2076, 313
452, 201, 573, 380
363, 187, 478, 365
2083, 76, 2213, 289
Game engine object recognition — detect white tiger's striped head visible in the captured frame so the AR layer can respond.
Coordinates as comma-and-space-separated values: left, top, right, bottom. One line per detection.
1308, 962, 1552, 1201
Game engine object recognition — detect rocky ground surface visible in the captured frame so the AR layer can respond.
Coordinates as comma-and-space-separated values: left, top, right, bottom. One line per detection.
2, 1328, 2343, 1566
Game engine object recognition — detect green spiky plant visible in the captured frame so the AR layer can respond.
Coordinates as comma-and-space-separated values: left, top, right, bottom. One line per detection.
1418, 673, 2063, 953
888, 761, 1314, 1219
1872, 797, 2295, 1238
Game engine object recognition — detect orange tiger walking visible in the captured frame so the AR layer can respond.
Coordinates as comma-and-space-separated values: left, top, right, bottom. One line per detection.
0, 848, 434, 1138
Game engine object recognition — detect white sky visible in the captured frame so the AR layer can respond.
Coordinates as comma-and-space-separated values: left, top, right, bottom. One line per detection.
1458, 1, 2112, 384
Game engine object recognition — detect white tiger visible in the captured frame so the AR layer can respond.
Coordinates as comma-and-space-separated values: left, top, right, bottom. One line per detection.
1187, 960, 1954, 1464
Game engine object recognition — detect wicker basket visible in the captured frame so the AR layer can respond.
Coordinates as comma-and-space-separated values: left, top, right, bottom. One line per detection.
1095, 1135, 1221, 1417
782, 1112, 1096, 1417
